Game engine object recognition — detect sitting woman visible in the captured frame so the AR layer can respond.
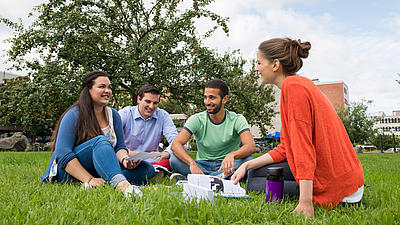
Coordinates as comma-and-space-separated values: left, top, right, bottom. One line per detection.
232, 38, 364, 217
42, 70, 155, 197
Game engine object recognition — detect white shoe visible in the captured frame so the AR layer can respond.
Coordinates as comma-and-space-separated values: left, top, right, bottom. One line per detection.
170, 173, 186, 181
81, 182, 92, 190
124, 185, 143, 198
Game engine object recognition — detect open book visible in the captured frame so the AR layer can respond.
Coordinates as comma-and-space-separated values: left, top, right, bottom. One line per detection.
125, 152, 161, 162
180, 174, 248, 202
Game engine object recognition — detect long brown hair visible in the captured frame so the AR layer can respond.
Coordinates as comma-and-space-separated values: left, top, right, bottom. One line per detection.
51, 70, 109, 150
258, 37, 311, 75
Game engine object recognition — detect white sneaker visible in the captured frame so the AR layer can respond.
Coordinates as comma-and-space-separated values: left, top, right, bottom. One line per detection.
124, 185, 143, 198
170, 173, 186, 181
81, 182, 92, 190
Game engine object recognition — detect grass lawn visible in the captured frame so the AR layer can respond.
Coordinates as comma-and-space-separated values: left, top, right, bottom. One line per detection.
0, 152, 399, 224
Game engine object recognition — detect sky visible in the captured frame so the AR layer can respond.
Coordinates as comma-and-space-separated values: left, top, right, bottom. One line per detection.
1, 0, 400, 115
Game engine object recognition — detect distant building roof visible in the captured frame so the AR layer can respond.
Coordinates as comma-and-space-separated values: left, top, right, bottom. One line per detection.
312, 80, 346, 85
0, 71, 25, 84
169, 114, 187, 120
373, 111, 386, 117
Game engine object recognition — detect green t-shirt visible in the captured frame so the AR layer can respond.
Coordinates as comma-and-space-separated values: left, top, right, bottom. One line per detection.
184, 110, 250, 161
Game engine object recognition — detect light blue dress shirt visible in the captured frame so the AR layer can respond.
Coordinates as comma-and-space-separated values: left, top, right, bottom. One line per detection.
119, 106, 178, 155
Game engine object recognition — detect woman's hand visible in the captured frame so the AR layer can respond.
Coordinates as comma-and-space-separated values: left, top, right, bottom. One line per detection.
231, 163, 248, 184
118, 150, 141, 170
123, 158, 141, 170
88, 177, 106, 187
293, 179, 314, 218
293, 201, 315, 218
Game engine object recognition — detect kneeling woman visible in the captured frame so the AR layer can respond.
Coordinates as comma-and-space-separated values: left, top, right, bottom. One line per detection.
232, 38, 364, 217
42, 71, 155, 196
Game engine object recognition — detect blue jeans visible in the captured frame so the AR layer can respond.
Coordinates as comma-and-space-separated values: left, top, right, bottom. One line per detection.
57, 135, 155, 187
169, 153, 254, 176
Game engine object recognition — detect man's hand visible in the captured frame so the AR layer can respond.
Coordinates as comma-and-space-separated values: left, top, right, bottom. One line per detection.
189, 161, 204, 174
231, 163, 248, 184
157, 151, 170, 162
218, 152, 235, 176
293, 201, 315, 218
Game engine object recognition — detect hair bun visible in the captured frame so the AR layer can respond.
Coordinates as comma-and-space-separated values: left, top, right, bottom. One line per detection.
258, 37, 311, 75
297, 40, 311, 58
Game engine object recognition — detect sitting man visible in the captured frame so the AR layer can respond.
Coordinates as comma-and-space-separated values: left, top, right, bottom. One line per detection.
119, 84, 178, 171
170, 79, 256, 179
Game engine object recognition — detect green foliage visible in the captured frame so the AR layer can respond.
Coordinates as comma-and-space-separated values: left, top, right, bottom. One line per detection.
0, 73, 78, 137
337, 99, 378, 145
1, 152, 400, 224
172, 119, 185, 128
224, 61, 276, 136
1, 0, 231, 107
1, 0, 276, 137
159, 99, 190, 115
370, 134, 400, 151
0, 78, 30, 130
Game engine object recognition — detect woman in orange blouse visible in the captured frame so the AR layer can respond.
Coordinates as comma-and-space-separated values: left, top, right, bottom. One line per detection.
232, 38, 364, 218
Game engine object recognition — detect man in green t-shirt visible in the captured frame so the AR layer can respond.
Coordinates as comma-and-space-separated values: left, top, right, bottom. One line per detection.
170, 79, 256, 179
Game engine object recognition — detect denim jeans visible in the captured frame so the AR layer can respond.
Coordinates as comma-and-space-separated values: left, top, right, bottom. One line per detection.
169, 153, 254, 176
57, 135, 155, 187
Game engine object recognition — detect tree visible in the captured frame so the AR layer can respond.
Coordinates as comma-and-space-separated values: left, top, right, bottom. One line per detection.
224, 59, 277, 136
1, 0, 232, 106
0, 77, 30, 131
337, 99, 378, 145
0, 70, 79, 138
1, 0, 276, 137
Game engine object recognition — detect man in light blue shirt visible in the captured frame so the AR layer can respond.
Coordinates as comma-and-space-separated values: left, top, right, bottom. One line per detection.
119, 84, 178, 164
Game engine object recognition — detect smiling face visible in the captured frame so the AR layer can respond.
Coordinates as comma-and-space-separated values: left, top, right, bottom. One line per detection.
89, 76, 112, 107
256, 50, 277, 85
137, 92, 160, 119
204, 88, 227, 114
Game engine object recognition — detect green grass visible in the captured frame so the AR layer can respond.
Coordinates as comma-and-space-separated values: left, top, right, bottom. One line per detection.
0, 152, 399, 224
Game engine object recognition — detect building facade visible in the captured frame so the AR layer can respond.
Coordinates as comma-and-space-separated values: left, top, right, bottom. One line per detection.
374, 110, 400, 137
0, 71, 24, 84
314, 80, 349, 110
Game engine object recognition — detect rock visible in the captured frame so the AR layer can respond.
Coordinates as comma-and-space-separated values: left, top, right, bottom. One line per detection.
0, 132, 32, 152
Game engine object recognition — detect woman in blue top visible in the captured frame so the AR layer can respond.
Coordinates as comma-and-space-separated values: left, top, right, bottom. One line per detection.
42, 71, 155, 197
